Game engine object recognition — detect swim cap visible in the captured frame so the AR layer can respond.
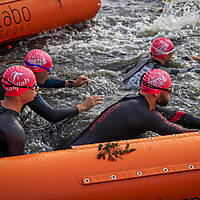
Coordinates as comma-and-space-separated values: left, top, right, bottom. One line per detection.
151, 38, 175, 59
24, 49, 52, 73
141, 69, 172, 95
2, 65, 36, 96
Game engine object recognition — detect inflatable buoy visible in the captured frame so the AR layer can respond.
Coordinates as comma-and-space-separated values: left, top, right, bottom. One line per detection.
0, 0, 101, 45
0, 132, 200, 200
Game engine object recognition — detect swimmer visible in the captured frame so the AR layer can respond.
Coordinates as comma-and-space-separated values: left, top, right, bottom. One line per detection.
123, 37, 200, 129
0, 66, 39, 157
124, 38, 198, 89
0, 49, 104, 123
70, 69, 199, 146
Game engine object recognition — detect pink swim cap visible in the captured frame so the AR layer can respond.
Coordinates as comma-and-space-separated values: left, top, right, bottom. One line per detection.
2, 65, 36, 96
141, 69, 172, 95
24, 49, 52, 73
151, 38, 175, 59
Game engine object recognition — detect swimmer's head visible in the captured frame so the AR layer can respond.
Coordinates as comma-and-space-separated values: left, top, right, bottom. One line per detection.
24, 49, 52, 73
141, 69, 172, 95
151, 38, 175, 60
2, 65, 37, 96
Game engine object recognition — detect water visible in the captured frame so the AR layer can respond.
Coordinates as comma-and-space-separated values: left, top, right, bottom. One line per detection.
0, 0, 200, 154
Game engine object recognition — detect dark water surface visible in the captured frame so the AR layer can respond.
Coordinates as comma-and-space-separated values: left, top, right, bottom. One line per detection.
0, 0, 199, 154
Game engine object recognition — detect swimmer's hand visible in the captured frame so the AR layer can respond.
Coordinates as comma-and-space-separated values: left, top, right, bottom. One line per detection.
76, 95, 104, 113
190, 55, 200, 63
73, 75, 89, 87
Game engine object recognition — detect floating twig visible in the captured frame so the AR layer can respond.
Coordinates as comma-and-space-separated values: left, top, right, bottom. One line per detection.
97, 142, 136, 161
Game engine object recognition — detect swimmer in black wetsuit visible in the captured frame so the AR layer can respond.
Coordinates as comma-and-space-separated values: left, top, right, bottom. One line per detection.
0, 49, 104, 123
123, 37, 200, 129
124, 38, 200, 89
70, 69, 199, 146
0, 65, 39, 157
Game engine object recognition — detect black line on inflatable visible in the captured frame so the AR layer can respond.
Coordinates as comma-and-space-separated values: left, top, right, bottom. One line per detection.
58, 0, 63, 9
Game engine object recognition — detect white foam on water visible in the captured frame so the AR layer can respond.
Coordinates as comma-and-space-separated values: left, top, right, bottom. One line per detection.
137, 0, 200, 37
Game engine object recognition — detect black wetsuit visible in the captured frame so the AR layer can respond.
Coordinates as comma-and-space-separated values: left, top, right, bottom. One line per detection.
155, 106, 200, 129
70, 94, 198, 146
123, 55, 194, 89
0, 78, 79, 123
0, 105, 25, 157
123, 55, 200, 129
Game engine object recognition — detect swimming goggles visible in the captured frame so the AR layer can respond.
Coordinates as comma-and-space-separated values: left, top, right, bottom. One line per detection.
142, 80, 173, 93
3, 78, 38, 90
151, 45, 175, 55
24, 60, 52, 72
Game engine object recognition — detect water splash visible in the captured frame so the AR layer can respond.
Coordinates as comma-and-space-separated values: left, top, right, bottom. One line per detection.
137, 0, 200, 37
161, 0, 200, 29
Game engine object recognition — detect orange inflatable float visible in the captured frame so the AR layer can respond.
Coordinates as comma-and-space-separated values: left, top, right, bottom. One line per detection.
0, 132, 200, 200
0, 0, 101, 45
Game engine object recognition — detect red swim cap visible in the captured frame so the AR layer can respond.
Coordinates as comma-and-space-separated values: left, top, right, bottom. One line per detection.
2, 65, 36, 96
24, 49, 52, 73
141, 69, 172, 95
151, 38, 175, 59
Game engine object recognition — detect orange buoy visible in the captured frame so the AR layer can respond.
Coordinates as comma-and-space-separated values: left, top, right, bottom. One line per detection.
0, 0, 101, 44
0, 132, 200, 200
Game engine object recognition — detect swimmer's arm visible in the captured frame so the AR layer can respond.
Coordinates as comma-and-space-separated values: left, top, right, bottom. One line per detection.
149, 111, 199, 135
39, 78, 66, 88
26, 93, 79, 123
155, 106, 200, 129
40, 75, 89, 88
161, 67, 194, 75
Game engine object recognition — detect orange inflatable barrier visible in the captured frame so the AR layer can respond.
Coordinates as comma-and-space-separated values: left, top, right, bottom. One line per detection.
0, 132, 200, 200
0, 0, 101, 45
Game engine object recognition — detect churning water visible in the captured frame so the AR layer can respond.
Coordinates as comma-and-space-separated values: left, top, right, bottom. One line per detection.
0, 0, 200, 154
